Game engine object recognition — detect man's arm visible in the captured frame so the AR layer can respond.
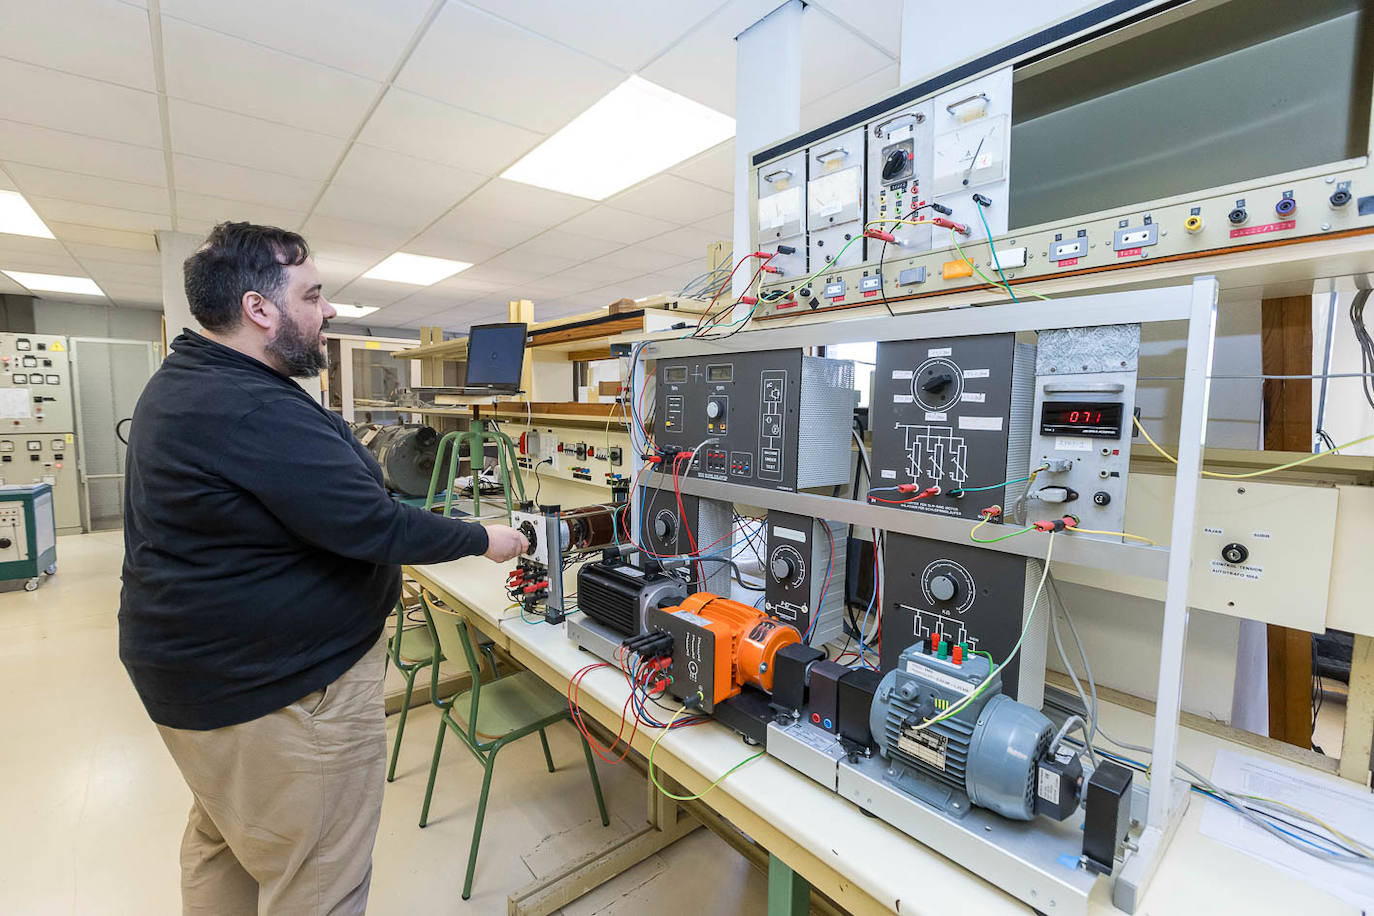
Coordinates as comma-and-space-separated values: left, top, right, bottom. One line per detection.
214, 398, 514, 565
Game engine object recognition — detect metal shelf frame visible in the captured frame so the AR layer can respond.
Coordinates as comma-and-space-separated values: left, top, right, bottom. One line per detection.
626, 276, 1220, 912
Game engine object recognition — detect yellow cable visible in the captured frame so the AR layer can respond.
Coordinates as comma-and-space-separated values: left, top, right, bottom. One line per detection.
1132, 415, 1374, 479
1067, 527, 1156, 545
1234, 794, 1374, 858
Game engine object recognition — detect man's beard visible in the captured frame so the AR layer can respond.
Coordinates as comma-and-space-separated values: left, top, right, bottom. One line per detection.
267, 312, 329, 378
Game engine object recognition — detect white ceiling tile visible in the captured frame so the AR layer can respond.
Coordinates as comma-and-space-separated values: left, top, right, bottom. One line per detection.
27, 197, 171, 232
330, 277, 429, 307
409, 212, 545, 256
79, 260, 161, 284
692, 211, 733, 236
172, 155, 323, 210
175, 191, 306, 229
398, 235, 506, 268
358, 90, 543, 175
53, 225, 158, 253
0, 235, 70, 261
504, 230, 620, 263
396, 3, 623, 134
483, 248, 579, 277
64, 241, 160, 264
445, 179, 594, 232
6, 163, 168, 214
0, 247, 86, 275
606, 174, 731, 224
670, 140, 735, 192
456, 264, 548, 288
318, 144, 487, 227
159, 0, 433, 81
637, 223, 727, 257
168, 100, 347, 180
176, 217, 215, 237
312, 184, 448, 231
463, 0, 714, 72
555, 205, 678, 244
808, 0, 902, 56
300, 214, 413, 251
800, 8, 893, 104
0, 57, 162, 147
161, 18, 380, 137
0, 172, 14, 192
551, 260, 637, 287
0, 120, 166, 186
588, 244, 686, 274
93, 279, 162, 302
2, 0, 157, 89
0, 273, 28, 295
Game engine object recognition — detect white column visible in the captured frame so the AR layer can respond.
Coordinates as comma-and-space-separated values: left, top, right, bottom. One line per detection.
733, 0, 803, 301
155, 230, 204, 341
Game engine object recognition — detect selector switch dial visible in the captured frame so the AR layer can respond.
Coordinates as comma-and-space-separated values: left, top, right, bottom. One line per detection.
912, 356, 964, 412
768, 545, 806, 587
652, 510, 677, 547
928, 574, 957, 602
920, 559, 977, 614
705, 400, 723, 419
1221, 543, 1249, 565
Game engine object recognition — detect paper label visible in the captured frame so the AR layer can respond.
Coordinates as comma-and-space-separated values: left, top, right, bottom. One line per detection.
963, 369, 990, 379
959, 416, 1004, 431
960, 392, 985, 403
1210, 560, 1263, 582
1038, 766, 1061, 804
892, 370, 914, 380
1203, 526, 1224, 536
0, 389, 32, 419
1054, 436, 1092, 452
1116, 247, 1142, 258
903, 661, 976, 693
1252, 531, 1272, 540
893, 394, 914, 403
774, 526, 806, 544
924, 411, 947, 422
617, 566, 645, 578
880, 469, 897, 479
1057, 257, 1080, 267
1230, 220, 1295, 238
928, 347, 952, 357
897, 728, 949, 771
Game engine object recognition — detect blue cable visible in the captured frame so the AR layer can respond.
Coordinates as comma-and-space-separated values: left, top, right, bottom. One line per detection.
976, 203, 1018, 303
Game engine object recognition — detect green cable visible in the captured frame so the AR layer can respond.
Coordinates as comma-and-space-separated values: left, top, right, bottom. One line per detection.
977, 204, 1018, 303
970, 524, 1034, 544
648, 707, 765, 802
952, 467, 1046, 495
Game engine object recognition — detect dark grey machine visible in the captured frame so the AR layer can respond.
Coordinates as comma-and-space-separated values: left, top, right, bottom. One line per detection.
351, 423, 439, 497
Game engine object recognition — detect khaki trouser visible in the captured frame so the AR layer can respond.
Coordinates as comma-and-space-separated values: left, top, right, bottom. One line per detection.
157, 636, 388, 915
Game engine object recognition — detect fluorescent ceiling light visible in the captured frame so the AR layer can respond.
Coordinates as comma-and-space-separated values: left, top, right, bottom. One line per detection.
501, 75, 735, 200
329, 302, 379, 318
2, 270, 103, 296
0, 190, 55, 239
363, 252, 471, 286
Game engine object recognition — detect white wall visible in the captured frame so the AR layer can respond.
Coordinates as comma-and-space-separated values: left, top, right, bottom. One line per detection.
34, 299, 163, 344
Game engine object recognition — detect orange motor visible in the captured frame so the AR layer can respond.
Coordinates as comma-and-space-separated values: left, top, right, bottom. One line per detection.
652, 593, 800, 711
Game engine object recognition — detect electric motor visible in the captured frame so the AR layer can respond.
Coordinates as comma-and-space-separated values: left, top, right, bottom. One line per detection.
350, 423, 439, 497
577, 560, 688, 637
871, 640, 1053, 821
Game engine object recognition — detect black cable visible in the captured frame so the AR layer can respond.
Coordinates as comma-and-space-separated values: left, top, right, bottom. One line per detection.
533, 457, 551, 504
875, 202, 932, 318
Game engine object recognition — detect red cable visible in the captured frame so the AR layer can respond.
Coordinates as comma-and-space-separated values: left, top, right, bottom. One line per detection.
694, 254, 754, 334
694, 259, 771, 336
671, 452, 703, 583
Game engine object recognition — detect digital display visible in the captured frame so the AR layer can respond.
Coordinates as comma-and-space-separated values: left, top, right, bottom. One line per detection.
664, 366, 688, 383
707, 365, 733, 382
1040, 401, 1124, 438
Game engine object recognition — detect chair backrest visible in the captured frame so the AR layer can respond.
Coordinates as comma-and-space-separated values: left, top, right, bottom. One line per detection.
419, 591, 485, 740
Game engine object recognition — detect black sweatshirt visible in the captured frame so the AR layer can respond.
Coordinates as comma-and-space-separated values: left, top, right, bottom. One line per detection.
119, 330, 489, 730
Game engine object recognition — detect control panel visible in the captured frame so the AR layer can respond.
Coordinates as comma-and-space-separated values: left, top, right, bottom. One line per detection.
638, 486, 732, 595
0, 501, 29, 562
763, 511, 848, 645
881, 533, 1046, 707
656, 350, 855, 492
869, 334, 1033, 521
0, 434, 78, 531
1027, 325, 1140, 541
0, 333, 73, 433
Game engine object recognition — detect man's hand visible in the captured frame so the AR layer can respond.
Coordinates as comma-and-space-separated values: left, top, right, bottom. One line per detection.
483, 525, 530, 563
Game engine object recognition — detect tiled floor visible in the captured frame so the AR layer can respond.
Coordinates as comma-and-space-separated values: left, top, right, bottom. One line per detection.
0, 532, 765, 915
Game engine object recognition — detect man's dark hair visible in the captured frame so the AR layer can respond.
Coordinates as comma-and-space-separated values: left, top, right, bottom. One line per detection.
183, 222, 310, 332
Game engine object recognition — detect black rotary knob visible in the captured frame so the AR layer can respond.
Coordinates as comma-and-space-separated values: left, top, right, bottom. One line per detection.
770, 554, 796, 581
0, 537, 12, 549
1092, 491, 1111, 506
882, 148, 910, 181
653, 516, 674, 540
929, 574, 957, 602
1221, 543, 1249, 565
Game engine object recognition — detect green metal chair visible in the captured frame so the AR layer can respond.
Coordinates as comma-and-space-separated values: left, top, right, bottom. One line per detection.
387, 599, 501, 783
417, 592, 609, 900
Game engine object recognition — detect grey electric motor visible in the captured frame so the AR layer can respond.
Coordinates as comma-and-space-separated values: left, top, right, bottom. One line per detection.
871, 642, 1055, 821
351, 423, 439, 497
